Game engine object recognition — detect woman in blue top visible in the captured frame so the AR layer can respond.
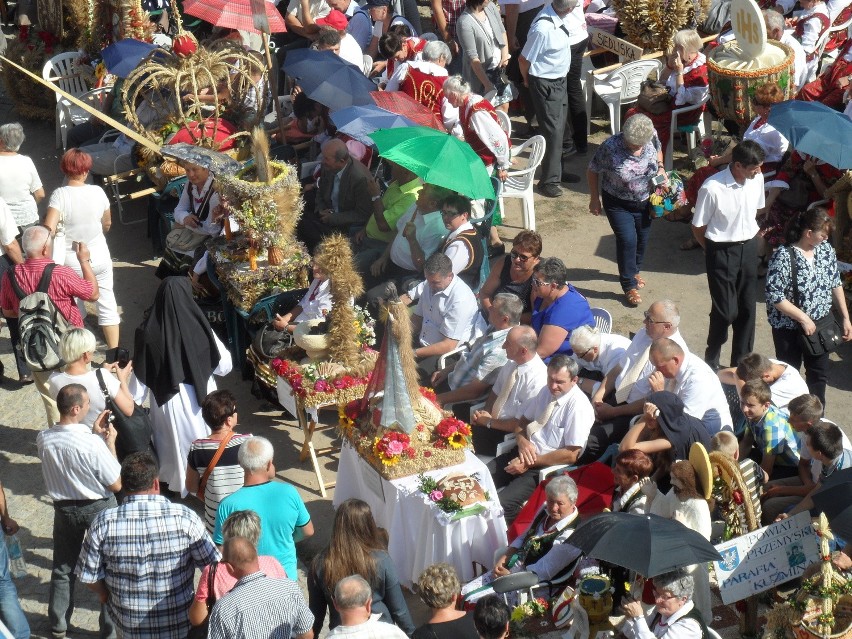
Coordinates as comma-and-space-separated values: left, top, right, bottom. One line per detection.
530, 257, 594, 361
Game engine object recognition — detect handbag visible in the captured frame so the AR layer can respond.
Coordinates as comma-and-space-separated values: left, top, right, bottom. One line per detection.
186, 561, 218, 639
95, 369, 155, 462
776, 172, 812, 210
197, 432, 235, 505
786, 246, 843, 357
637, 80, 672, 115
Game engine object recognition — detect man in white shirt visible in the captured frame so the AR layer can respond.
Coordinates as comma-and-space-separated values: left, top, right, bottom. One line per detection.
37, 384, 122, 639
568, 324, 630, 397
327, 575, 408, 639
470, 325, 547, 454
489, 355, 595, 522
286, 0, 332, 40
692, 140, 766, 371
718, 351, 810, 413
412, 253, 482, 369
519, 0, 579, 198
313, 10, 365, 68
648, 338, 734, 434
765, 10, 808, 91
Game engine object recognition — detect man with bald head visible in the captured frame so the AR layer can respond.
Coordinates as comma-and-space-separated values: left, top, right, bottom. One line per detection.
298, 138, 378, 251
209, 536, 314, 639
327, 575, 408, 639
470, 325, 547, 455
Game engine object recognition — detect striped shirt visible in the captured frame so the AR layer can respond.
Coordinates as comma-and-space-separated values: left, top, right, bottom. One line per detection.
187, 433, 251, 532
0, 257, 95, 325
208, 571, 314, 639
76, 494, 220, 639
36, 423, 121, 500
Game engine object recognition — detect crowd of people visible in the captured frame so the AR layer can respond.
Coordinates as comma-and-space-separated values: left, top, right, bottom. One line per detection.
2, 0, 852, 635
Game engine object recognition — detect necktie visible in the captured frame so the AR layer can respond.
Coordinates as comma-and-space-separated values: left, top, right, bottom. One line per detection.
615, 345, 651, 405
491, 365, 519, 418
527, 397, 557, 439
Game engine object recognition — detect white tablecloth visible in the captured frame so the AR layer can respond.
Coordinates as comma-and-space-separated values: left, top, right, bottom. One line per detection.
333, 442, 508, 587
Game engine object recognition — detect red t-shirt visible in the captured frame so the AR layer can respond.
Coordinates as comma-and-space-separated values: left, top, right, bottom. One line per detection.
0, 258, 94, 326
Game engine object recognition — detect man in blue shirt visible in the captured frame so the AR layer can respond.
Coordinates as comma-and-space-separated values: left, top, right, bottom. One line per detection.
214, 437, 314, 578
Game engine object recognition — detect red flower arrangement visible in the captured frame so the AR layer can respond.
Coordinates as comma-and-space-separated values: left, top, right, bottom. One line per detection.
434, 417, 472, 450
373, 431, 416, 466
419, 386, 439, 406
272, 358, 370, 401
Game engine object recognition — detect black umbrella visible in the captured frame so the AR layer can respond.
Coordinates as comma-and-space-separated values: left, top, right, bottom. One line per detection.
811, 467, 852, 540
567, 512, 722, 577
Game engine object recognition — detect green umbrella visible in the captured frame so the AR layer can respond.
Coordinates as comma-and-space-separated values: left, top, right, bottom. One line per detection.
368, 126, 495, 200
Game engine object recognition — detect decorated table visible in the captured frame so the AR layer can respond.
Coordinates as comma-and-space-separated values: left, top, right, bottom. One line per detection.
333, 443, 508, 588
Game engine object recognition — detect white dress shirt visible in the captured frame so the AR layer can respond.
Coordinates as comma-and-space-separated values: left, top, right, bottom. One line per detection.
294, 278, 332, 322
615, 328, 689, 404
520, 384, 595, 455
693, 166, 765, 242
340, 33, 365, 69
622, 599, 703, 639
669, 352, 733, 434
36, 423, 121, 501
494, 354, 548, 419
415, 274, 481, 346
173, 175, 222, 239
781, 32, 808, 91
521, 5, 572, 79
742, 117, 789, 165
575, 332, 631, 375
766, 359, 810, 412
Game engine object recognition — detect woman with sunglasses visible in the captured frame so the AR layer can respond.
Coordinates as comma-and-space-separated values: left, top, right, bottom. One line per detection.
477, 230, 541, 322
530, 257, 593, 361
622, 568, 708, 638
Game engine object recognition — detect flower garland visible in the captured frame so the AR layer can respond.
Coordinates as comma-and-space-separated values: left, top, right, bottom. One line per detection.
273, 359, 372, 404
374, 431, 416, 466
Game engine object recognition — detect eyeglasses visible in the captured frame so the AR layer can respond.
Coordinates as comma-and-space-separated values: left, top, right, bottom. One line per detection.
643, 311, 669, 325
510, 250, 533, 263
576, 346, 594, 359
653, 591, 679, 602
532, 277, 551, 288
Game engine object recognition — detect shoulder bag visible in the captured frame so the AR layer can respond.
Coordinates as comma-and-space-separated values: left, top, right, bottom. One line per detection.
186, 561, 218, 639
786, 246, 843, 357
637, 80, 672, 115
197, 432, 235, 505
95, 368, 155, 462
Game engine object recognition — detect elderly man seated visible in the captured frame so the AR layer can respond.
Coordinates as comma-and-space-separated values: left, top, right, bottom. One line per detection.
489, 355, 595, 523
470, 325, 547, 455
411, 253, 483, 375
622, 569, 708, 638
569, 325, 630, 398
433, 292, 523, 407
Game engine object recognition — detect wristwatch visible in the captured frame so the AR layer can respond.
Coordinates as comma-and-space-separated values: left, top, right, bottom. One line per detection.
486, 419, 493, 429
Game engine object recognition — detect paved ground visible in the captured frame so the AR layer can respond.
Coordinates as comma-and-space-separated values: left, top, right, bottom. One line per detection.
0, 41, 850, 638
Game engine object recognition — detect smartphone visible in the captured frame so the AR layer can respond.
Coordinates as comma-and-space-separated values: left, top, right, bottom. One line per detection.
651, 174, 667, 187
105, 347, 130, 368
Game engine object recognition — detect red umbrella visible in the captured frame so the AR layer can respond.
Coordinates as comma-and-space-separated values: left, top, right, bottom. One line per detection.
371, 91, 444, 131
183, 0, 288, 33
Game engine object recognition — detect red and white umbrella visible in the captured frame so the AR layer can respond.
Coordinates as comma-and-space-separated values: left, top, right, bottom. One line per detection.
183, 0, 287, 34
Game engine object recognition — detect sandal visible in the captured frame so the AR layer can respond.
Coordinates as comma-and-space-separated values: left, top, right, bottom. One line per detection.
634, 274, 646, 289
680, 237, 700, 250
625, 289, 642, 307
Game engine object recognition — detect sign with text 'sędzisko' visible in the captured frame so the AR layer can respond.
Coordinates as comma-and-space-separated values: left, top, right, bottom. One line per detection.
713, 512, 819, 604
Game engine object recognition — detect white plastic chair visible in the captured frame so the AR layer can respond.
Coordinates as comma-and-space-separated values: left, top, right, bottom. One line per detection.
42, 52, 92, 149
586, 59, 663, 136
665, 93, 711, 170
56, 85, 112, 150
499, 135, 545, 231
590, 306, 612, 334
495, 109, 512, 139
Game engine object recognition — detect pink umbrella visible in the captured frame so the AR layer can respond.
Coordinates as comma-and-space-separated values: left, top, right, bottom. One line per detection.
183, 0, 287, 33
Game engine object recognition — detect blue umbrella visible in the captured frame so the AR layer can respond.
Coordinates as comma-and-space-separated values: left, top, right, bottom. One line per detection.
101, 39, 158, 78
767, 100, 852, 169
329, 105, 416, 144
282, 49, 375, 111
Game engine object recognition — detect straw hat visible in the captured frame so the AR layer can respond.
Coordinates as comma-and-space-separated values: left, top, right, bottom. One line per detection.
689, 442, 712, 500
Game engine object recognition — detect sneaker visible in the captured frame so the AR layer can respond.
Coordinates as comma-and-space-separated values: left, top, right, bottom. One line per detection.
537, 183, 562, 198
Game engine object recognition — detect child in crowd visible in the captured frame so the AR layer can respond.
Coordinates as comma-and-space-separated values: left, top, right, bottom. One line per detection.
761, 394, 834, 522
776, 421, 852, 522
710, 431, 766, 526
737, 380, 800, 480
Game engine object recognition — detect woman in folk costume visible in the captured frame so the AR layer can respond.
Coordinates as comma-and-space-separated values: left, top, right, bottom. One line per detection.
798, 38, 852, 109
133, 276, 233, 494
791, 0, 831, 83
639, 444, 713, 624
626, 29, 708, 155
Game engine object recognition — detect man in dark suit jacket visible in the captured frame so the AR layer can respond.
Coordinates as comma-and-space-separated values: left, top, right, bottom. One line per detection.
298, 138, 377, 252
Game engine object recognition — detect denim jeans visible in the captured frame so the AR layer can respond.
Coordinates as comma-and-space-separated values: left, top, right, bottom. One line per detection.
49, 496, 117, 639
602, 191, 651, 292
0, 535, 29, 639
